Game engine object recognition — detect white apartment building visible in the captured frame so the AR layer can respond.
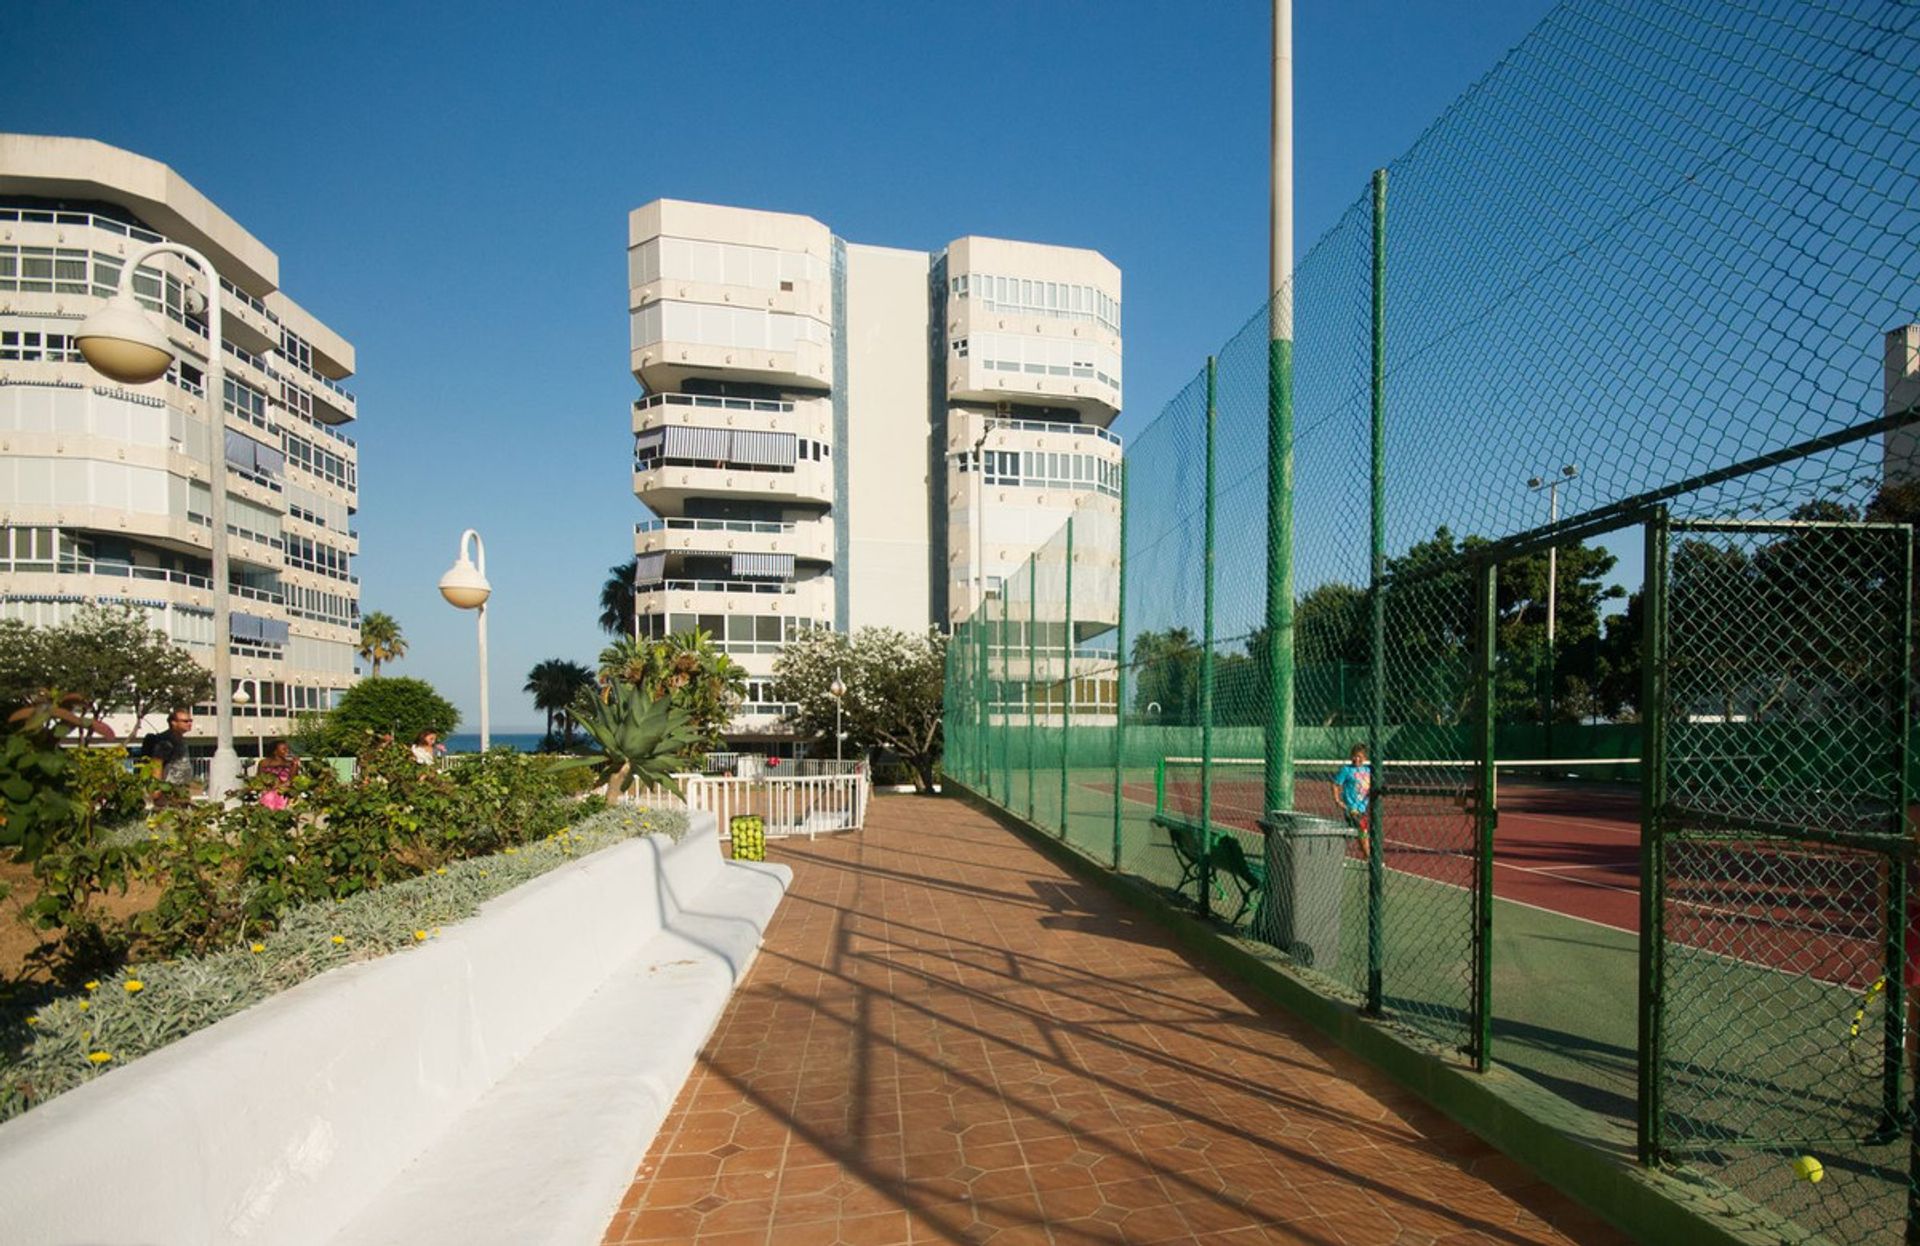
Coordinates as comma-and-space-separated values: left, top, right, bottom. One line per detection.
627, 200, 1122, 742
0, 135, 363, 751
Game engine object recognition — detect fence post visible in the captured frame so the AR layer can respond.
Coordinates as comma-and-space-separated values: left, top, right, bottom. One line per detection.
1027, 556, 1037, 822
1367, 166, 1388, 1015
1637, 507, 1670, 1163
976, 609, 989, 791
1113, 462, 1129, 870
1265, 319, 1296, 819
1001, 586, 1013, 804
1061, 516, 1073, 840
1471, 556, 1497, 1072
1891, 526, 1913, 1157
1200, 355, 1219, 916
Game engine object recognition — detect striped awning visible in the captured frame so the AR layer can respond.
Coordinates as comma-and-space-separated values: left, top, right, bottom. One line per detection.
663, 425, 732, 460
729, 429, 796, 467
731, 552, 794, 579
635, 424, 797, 468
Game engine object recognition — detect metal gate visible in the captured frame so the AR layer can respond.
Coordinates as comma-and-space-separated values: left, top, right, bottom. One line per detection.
1642, 514, 1913, 1188
1373, 555, 1495, 1064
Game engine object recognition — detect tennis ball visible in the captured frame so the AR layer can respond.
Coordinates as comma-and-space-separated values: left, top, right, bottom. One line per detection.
1793, 1155, 1825, 1184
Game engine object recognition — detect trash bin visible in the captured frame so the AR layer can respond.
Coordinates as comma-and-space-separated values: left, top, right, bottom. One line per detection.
1255, 810, 1354, 971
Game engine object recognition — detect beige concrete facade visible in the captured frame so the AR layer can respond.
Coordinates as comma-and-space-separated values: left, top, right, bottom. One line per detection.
626, 199, 1121, 741
0, 134, 362, 750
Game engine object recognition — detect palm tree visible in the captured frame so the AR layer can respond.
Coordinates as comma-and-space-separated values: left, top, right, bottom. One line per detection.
599, 560, 637, 637
358, 611, 408, 677
524, 659, 596, 747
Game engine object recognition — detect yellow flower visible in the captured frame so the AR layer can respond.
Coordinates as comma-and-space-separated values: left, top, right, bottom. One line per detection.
87, 1052, 112, 1065
78, 1001, 90, 1013
84, 980, 99, 992
250, 943, 265, 954
330, 935, 346, 946
24, 1016, 38, 1026
434, 867, 447, 876
123, 980, 144, 994
413, 930, 428, 942
504, 847, 517, 855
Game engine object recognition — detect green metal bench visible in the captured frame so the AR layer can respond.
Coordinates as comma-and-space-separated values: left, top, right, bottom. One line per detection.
1150, 813, 1266, 926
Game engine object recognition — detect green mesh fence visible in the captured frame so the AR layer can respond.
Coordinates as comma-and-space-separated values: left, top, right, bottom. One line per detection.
939, 1, 1920, 1240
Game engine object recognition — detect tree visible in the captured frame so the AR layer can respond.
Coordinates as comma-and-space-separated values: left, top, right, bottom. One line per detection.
598, 560, 637, 637
357, 611, 408, 677
1129, 628, 1200, 725
524, 659, 595, 748
320, 677, 459, 753
596, 629, 745, 755
774, 627, 948, 790
3, 604, 212, 740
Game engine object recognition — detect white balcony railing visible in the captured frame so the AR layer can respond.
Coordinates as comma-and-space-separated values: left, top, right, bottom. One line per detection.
635, 517, 797, 536
982, 417, 1122, 447
634, 392, 794, 416
636, 578, 795, 596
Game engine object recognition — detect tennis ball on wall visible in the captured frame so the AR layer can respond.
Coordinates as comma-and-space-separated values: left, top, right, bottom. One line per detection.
1793, 1155, 1824, 1184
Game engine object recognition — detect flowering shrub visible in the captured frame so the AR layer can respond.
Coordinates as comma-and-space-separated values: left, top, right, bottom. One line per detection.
15, 745, 605, 983
0, 804, 683, 1122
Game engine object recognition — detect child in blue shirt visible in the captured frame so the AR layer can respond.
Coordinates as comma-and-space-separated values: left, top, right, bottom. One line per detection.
1332, 744, 1372, 854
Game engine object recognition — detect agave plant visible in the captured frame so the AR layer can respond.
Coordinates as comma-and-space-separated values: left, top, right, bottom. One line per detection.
564, 684, 700, 797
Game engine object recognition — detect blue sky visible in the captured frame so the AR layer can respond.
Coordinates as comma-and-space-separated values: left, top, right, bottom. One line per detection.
4, 0, 1563, 730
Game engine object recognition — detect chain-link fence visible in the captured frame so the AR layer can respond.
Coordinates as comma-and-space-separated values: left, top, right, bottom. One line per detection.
943, 0, 1920, 1240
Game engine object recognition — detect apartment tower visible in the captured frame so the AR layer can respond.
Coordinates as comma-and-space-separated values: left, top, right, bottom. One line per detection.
627, 200, 1121, 742
0, 135, 363, 751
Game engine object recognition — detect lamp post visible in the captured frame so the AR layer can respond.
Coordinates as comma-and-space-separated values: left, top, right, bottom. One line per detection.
1526, 464, 1578, 749
230, 677, 263, 760
75, 241, 242, 797
829, 670, 847, 763
439, 529, 492, 751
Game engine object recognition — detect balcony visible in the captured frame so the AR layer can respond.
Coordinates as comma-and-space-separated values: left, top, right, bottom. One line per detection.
640, 578, 793, 596
634, 456, 833, 509
634, 516, 832, 563
633, 391, 829, 442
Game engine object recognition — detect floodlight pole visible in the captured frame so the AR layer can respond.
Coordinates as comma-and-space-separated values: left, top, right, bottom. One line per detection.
1264, 0, 1296, 817
1527, 466, 1578, 752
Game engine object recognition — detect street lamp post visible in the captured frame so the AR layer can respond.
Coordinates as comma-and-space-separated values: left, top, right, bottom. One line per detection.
438, 529, 492, 751
829, 670, 847, 763
1526, 465, 1578, 750
230, 677, 263, 760
75, 241, 242, 797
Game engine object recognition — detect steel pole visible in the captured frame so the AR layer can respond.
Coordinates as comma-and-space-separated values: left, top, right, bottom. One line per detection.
117, 243, 240, 797
1112, 462, 1128, 869
1367, 167, 1388, 1013
1264, 0, 1297, 818
477, 602, 490, 752
1061, 516, 1073, 838
1201, 357, 1219, 916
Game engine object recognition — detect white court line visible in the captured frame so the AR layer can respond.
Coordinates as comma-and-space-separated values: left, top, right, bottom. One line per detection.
1498, 808, 1644, 836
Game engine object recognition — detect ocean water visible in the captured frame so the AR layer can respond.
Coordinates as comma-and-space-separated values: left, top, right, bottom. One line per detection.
444, 732, 552, 754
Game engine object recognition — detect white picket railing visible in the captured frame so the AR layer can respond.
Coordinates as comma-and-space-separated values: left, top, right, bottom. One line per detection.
624, 771, 871, 839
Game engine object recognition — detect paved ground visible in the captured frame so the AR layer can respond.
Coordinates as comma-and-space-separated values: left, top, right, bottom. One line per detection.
602, 795, 1630, 1246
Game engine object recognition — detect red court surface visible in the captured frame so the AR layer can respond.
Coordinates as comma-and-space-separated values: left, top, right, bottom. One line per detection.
1140, 772, 1648, 932
1139, 770, 1891, 983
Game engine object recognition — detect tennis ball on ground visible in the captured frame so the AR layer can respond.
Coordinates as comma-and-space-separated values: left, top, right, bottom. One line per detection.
1793, 1155, 1825, 1184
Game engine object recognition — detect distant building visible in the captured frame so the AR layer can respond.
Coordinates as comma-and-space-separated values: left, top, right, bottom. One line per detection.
0, 135, 362, 750
627, 200, 1121, 743
1886, 324, 1920, 486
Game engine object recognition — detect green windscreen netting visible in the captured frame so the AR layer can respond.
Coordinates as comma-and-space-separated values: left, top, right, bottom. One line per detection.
943, 2, 1920, 1240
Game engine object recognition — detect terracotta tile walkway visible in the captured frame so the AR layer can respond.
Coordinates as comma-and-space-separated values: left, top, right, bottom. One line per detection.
602, 796, 1629, 1246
